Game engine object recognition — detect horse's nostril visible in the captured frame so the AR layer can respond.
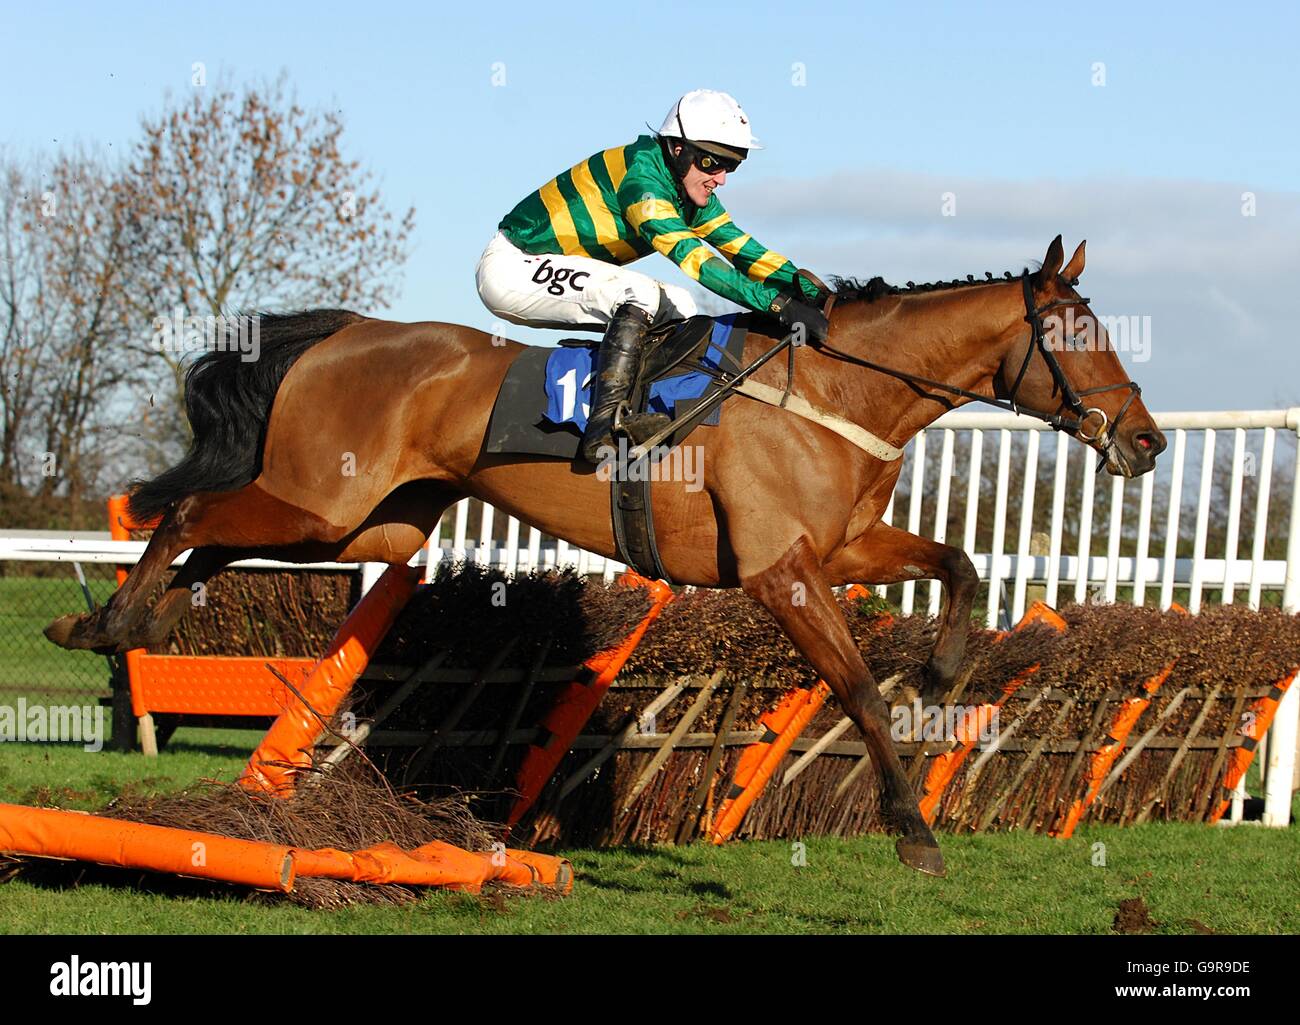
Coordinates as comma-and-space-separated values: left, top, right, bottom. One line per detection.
1134, 431, 1166, 457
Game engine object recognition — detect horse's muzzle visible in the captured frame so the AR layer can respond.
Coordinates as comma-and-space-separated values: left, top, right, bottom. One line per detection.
1105, 427, 1166, 478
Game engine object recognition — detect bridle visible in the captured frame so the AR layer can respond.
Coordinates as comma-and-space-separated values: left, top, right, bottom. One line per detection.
808, 273, 1142, 471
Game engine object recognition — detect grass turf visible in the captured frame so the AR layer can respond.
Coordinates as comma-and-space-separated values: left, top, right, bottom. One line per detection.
1, 728, 1296, 935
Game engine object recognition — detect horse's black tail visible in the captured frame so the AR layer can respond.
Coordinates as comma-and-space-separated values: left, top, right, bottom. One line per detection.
126, 309, 366, 523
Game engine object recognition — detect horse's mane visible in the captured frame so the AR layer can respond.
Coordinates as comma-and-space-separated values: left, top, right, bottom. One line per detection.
830, 267, 1036, 303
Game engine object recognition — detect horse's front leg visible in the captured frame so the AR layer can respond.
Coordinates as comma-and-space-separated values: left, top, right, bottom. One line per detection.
826, 521, 979, 704
741, 533, 945, 876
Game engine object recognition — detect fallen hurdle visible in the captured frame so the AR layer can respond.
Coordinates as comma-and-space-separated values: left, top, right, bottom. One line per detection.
0, 802, 572, 895
5, 552, 678, 898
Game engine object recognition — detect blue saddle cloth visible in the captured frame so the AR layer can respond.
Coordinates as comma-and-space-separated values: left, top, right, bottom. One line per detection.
542, 315, 742, 431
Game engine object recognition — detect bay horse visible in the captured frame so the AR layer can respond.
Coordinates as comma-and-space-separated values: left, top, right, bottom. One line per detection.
46, 235, 1165, 876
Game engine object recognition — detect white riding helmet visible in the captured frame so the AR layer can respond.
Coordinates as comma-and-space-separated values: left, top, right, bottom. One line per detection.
657, 89, 763, 160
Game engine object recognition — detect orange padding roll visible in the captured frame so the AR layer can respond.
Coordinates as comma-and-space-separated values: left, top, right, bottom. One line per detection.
291, 840, 572, 894
1053, 660, 1175, 839
918, 600, 1066, 823
242, 563, 423, 796
919, 701, 1005, 824
0, 803, 574, 895
1012, 600, 1068, 635
507, 570, 674, 828
0, 803, 295, 891
712, 682, 831, 844
709, 584, 891, 845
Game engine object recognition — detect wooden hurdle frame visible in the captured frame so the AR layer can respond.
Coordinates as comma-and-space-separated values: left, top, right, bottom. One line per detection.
107, 495, 319, 756
105, 496, 675, 786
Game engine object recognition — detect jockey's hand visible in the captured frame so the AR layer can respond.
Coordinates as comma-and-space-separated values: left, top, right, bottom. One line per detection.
768, 293, 829, 346
795, 268, 833, 305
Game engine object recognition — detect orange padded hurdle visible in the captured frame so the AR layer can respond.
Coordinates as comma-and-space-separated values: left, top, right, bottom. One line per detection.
0, 802, 574, 895
131, 655, 317, 717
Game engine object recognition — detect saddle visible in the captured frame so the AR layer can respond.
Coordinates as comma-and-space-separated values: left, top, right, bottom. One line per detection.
640, 314, 716, 384
484, 314, 750, 582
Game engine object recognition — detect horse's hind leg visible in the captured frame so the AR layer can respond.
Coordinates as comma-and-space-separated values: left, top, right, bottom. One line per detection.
46, 479, 460, 653
741, 534, 945, 876
117, 546, 239, 650
45, 484, 349, 653
45, 506, 202, 653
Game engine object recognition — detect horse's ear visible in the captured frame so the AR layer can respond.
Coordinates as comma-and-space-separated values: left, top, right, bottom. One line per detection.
1061, 240, 1086, 284
1035, 234, 1065, 285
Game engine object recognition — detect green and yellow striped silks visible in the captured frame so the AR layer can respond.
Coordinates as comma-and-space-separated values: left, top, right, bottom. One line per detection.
499, 134, 818, 313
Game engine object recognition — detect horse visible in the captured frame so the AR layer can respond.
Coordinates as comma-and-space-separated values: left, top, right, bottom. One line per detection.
46, 235, 1165, 876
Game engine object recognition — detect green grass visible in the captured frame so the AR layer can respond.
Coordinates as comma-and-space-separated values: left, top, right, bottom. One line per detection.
1, 729, 1296, 935
0, 728, 265, 810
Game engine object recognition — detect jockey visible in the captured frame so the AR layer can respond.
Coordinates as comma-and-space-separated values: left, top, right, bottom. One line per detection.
476, 88, 829, 462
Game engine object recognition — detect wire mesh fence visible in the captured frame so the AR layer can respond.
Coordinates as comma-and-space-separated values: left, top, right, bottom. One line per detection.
0, 561, 119, 706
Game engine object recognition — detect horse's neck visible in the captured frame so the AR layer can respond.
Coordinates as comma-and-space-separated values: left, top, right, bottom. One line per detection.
816, 286, 1021, 448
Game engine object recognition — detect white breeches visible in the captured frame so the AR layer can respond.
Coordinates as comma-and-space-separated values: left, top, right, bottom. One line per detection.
475, 230, 698, 330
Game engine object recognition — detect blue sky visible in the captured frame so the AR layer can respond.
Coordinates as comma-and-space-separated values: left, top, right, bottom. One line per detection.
3, 0, 1296, 408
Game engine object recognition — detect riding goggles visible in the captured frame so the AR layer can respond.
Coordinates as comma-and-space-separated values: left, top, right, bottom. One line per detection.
687, 145, 741, 175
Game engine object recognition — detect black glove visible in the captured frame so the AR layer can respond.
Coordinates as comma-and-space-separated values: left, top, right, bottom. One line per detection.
795, 268, 833, 307
768, 293, 829, 346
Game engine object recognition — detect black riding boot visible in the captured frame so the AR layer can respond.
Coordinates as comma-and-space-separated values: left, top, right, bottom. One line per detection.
580, 304, 670, 462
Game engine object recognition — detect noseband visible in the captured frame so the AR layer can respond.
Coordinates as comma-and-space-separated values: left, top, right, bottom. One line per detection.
810, 273, 1142, 470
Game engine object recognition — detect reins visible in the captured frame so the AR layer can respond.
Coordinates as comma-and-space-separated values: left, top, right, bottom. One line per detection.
623, 271, 1141, 471
807, 273, 1142, 470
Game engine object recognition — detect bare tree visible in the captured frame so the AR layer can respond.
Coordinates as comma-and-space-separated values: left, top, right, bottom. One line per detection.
0, 158, 49, 490
34, 154, 140, 502
1, 74, 418, 520
0, 152, 141, 504
114, 74, 416, 446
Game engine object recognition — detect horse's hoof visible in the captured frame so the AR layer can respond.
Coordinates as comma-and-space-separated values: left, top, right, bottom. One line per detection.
44, 613, 117, 653
896, 839, 946, 877
44, 614, 80, 649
